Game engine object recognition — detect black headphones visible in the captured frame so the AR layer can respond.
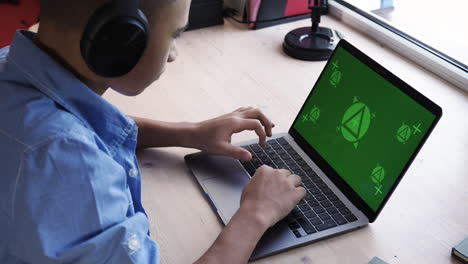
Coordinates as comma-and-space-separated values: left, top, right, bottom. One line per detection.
80, 0, 149, 77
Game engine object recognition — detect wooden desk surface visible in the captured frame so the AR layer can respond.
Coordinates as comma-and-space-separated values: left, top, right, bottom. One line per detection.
104, 16, 468, 264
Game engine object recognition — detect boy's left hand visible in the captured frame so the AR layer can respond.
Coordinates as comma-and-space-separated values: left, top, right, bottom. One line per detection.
192, 107, 274, 161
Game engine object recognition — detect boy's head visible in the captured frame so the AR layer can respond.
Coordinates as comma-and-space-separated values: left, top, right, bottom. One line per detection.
38, 0, 191, 96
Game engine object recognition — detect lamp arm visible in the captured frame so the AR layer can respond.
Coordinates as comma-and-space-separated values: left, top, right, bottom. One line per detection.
310, 0, 323, 33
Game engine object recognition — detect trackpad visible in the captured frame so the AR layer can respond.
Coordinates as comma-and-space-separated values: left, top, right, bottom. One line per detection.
201, 162, 250, 224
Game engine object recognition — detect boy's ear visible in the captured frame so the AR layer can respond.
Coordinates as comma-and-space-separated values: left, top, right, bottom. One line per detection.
80, 0, 149, 78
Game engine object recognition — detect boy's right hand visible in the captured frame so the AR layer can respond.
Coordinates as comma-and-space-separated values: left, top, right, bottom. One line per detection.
194, 165, 306, 263
240, 165, 306, 228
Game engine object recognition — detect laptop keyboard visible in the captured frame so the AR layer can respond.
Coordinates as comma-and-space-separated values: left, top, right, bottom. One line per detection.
240, 136, 357, 238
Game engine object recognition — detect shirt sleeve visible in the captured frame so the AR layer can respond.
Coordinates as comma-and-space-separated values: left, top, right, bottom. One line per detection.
11, 133, 159, 264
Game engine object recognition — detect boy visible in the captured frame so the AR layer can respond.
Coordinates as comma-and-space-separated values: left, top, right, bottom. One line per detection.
0, 0, 305, 263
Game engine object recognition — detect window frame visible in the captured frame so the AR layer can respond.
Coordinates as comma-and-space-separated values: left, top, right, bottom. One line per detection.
328, 0, 468, 92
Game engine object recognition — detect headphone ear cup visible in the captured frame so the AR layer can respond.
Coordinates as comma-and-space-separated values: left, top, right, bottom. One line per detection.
81, 4, 149, 77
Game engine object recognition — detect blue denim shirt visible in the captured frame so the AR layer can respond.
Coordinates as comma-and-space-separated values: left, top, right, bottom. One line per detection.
0, 31, 159, 263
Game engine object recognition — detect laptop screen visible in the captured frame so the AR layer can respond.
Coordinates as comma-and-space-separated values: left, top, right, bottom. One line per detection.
292, 45, 437, 212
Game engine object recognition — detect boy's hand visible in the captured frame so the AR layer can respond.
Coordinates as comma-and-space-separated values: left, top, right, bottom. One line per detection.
194, 165, 305, 264
240, 165, 306, 228
193, 107, 274, 161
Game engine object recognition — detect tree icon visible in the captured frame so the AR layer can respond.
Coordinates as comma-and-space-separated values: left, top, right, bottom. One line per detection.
371, 163, 385, 195
338, 97, 372, 148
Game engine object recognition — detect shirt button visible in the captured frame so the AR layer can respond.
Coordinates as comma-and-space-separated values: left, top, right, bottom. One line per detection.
129, 168, 138, 178
128, 236, 140, 251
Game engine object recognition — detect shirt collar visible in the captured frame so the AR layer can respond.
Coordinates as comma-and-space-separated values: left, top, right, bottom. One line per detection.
7, 30, 136, 156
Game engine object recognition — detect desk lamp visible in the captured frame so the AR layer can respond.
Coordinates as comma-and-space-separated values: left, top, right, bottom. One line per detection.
283, 0, 343, 61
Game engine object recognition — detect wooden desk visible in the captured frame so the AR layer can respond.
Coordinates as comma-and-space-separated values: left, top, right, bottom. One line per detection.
104, 16, 468, 264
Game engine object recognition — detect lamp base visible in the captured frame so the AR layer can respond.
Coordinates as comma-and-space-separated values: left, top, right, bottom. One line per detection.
283, 26, 343, 61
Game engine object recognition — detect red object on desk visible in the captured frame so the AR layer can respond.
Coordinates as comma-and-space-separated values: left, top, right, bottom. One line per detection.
247, 0, 310, 29
285, 0, 309, 16
0, 0, 40, 48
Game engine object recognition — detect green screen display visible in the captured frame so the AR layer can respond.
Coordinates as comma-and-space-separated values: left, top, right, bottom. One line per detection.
293, 46, 436, 211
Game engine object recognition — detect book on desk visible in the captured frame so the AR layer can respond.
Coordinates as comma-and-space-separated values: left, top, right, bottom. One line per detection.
453, 237, 468, 263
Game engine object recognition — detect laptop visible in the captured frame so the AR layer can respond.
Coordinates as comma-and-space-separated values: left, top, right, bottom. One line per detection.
185, 39, 442, 260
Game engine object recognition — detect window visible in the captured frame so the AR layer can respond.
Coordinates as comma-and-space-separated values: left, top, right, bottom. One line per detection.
329, 0, 468, 91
